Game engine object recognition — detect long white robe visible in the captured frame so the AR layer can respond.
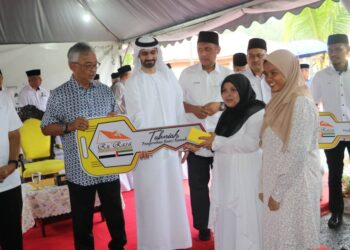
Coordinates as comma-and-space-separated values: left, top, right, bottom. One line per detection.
209, 110, 264, 250
125, 68, 192, 250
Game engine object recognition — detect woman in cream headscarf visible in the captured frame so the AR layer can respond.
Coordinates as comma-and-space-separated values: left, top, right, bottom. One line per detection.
259, 50, 321, 250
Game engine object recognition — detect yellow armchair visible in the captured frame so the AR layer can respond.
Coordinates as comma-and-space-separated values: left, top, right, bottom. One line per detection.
19, 118, 64, 181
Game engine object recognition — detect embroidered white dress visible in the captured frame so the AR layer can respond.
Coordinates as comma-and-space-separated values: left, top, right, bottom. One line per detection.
209, 109, 264, 250
261, 96, 321, 250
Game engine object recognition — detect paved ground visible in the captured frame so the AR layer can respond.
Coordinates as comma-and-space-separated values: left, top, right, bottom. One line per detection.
321, 211, 350, 249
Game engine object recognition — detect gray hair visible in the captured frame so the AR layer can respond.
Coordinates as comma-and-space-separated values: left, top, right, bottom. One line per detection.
67, 42, 94, 63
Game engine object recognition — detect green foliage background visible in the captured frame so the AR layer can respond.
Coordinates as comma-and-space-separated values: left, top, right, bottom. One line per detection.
236, 0, 350, 43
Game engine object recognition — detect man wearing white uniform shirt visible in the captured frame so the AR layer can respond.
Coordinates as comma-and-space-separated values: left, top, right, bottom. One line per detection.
125, 36, 192, 250
0, 93, 23, 250
18, 69, 50, 111
244, 38, 271, 103
311, 34, 350, 229
179, 31, 232, 241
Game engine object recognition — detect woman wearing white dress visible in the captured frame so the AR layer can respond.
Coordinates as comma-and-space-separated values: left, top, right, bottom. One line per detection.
197, 74, 265, 250
260, 50, 321, 250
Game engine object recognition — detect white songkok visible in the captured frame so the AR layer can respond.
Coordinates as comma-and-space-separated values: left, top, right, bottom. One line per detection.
133, 36, 169, 74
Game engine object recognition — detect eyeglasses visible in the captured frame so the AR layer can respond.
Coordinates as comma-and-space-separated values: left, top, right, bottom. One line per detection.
73, 62, 101, 70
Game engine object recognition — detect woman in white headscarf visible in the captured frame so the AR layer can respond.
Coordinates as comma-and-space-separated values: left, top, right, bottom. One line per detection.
259, 49, 321, 250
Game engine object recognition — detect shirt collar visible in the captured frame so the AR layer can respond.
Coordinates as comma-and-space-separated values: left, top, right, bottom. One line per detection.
28, 85, 40, 91
197, 63, 220, 73
69, 75, 97, 89
329, 60, 349, 74
247, 67, 264, 78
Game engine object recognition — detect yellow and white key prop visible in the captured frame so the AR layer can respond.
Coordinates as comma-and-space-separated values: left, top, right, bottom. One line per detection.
319, 112, 350, 149
76, 116, 205, 176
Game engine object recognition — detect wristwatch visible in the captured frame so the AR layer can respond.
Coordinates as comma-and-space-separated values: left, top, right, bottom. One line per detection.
219, 102, 226, 111
8, 160, 18, 167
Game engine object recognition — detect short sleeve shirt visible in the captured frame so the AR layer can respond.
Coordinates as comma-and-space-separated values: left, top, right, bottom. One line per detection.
311, 63, 350, 122
179, 64, 232, 131
179, 63, 232, 157
0, 93, 22, 192
41, 76, 119, 186
18, 85, 50, 111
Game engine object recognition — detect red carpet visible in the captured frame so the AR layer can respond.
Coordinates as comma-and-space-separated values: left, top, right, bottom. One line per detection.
24, 179, 329, 250
23, 181, 213, 250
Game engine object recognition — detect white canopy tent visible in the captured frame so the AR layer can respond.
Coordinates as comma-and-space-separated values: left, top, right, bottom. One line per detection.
0, 0, 340, 44
0, 0, 342, 94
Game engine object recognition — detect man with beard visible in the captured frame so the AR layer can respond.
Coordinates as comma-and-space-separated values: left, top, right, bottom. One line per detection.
311, 34, 350, 229
125, 36, 192, 250
243, 38, 271, 103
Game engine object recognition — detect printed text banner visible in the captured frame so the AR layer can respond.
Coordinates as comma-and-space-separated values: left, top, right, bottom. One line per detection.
76, 116, 204, 176
319, 112, 350, 149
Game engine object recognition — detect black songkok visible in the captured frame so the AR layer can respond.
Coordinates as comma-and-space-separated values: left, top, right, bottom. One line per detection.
197, 31, 219, 45
233, 53, 247, 67
247, 38, 267, 51
300, 63, 309, 69
111, 72, 120, 79
118, 65, 132, 75
135, 36, 159, 47
327, 34, 349, 45
26, 69, 41, 77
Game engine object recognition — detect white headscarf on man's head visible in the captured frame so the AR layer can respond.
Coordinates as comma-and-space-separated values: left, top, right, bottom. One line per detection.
132, 36, 170, 74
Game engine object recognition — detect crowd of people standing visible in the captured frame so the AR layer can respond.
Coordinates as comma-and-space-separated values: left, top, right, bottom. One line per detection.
0, 30, 349, 250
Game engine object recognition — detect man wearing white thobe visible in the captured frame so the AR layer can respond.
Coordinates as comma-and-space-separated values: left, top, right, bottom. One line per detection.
125, 36, 192, 250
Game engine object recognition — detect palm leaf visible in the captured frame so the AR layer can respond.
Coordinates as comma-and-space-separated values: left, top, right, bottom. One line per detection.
282, 0, 350, 42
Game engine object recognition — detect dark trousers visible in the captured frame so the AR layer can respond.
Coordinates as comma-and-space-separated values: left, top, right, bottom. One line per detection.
187, 152, 213, 230
67, 180, 127, 250
0, 185, 23, 250
325, 141, 350, 215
